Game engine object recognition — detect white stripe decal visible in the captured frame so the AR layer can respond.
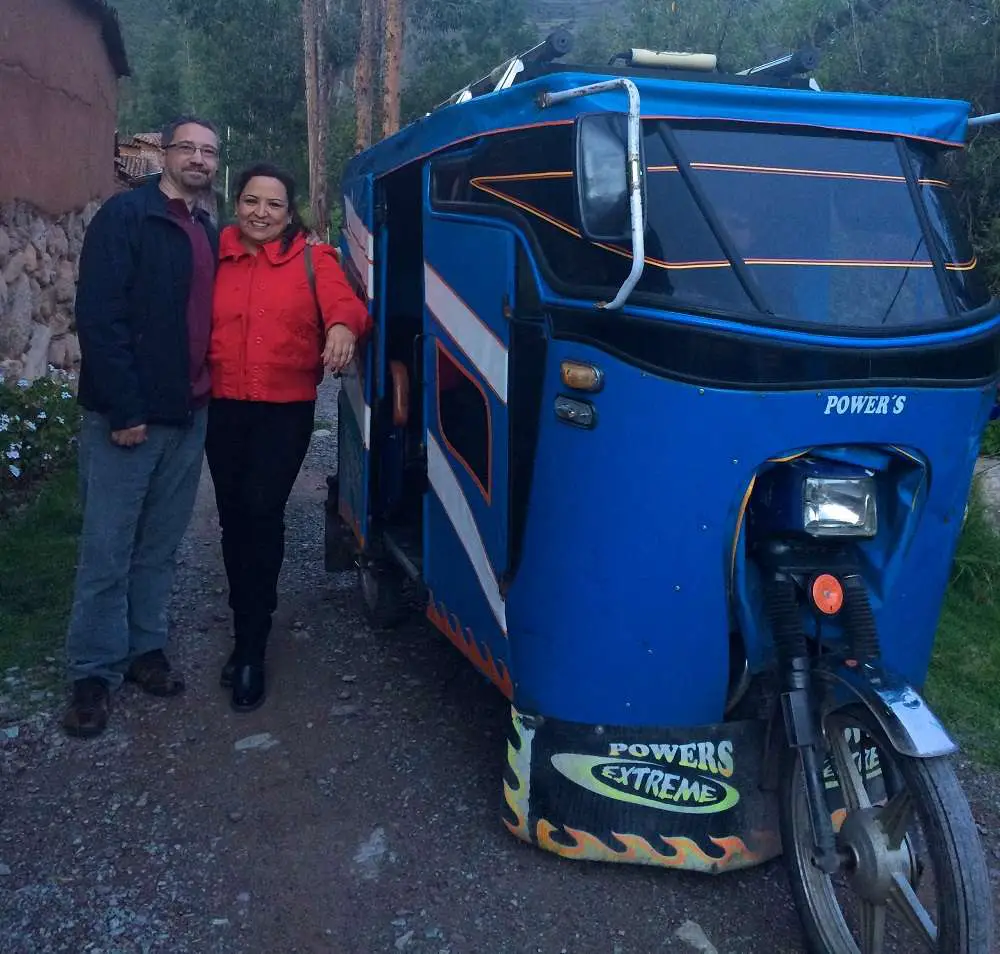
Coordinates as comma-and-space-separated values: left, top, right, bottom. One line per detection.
341, 358, 370, 449
342, 226, 374, 300
424, 263, 508, 404
426, 433, 507, 634
343, 196, 375, 299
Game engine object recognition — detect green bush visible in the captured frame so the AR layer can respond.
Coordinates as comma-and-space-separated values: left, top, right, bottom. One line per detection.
0, 370, 81, 508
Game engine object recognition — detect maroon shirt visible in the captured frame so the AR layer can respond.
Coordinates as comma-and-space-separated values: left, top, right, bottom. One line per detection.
166, 198, 214, 407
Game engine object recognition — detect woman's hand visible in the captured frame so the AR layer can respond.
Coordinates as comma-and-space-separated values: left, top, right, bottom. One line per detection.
323, 323, 357, 373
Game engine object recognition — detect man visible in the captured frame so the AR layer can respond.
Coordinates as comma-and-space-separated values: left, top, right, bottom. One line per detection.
63, 116, 221, 738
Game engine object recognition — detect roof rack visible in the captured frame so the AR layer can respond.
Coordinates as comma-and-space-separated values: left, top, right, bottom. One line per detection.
433, 34, 823, 115
432, 28, 573, 112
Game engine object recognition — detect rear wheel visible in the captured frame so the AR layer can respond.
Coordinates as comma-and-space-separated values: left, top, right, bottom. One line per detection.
780, 704, 993, 953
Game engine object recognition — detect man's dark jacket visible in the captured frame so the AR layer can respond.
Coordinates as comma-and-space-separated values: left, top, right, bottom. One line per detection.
75, 177, 219, 431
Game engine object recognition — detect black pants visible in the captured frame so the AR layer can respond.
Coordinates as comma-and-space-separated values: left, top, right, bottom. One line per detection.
205, 399, 315, 658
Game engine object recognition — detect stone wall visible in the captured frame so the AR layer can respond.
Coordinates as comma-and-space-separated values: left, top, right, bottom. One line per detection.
0, 199, 101, 382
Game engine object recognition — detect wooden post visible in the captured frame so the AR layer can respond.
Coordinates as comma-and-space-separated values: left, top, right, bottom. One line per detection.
381, 0, 403, 138
355, 0, 377, 152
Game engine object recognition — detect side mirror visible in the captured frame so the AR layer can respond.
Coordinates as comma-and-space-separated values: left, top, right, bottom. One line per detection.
574, 112, 646, 244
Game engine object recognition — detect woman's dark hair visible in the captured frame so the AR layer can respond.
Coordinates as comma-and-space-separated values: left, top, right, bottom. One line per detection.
232, 162, 307, 252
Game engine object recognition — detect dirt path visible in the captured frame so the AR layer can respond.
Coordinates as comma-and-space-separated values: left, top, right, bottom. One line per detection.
3, 396, 1000, 953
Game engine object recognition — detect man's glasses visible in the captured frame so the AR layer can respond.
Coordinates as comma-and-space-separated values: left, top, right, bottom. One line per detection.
164, 142, 220, 161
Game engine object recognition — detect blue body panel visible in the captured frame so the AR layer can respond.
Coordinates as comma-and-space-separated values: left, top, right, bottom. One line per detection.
505, 336, 994, 727
422, 195, 515, 681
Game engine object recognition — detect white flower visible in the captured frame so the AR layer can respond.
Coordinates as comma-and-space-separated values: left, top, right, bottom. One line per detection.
24, 421, 36, 432
16, 379, 29, 389
60, 391, 71, 400
42, 453, 52, 462
8, 465, 20, 478
36, 410, 46, 420
6, 445, 20, 460
0, 415, 8, 432
55, 416, 65, 425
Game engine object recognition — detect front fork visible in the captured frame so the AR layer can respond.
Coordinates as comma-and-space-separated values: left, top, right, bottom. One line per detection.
766, 571, 881, 874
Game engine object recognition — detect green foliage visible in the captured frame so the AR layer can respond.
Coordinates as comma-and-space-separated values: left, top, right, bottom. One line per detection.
400, 0, 535, 122
0, 372, 81, 514
929, 487, 1000, 766
0, 467, 81, 673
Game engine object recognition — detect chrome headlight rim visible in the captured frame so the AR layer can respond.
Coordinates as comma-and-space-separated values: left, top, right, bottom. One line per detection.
803, 474, 878, 538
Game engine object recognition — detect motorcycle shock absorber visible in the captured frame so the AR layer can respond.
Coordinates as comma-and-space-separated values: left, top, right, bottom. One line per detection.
766, 574, 841, 873
840, 574, 880, 661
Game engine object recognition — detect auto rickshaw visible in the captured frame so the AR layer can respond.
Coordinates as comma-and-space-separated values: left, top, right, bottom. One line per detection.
326, 30, 999, 953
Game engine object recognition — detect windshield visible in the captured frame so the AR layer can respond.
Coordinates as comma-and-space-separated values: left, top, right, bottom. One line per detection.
433, 119, 988, 331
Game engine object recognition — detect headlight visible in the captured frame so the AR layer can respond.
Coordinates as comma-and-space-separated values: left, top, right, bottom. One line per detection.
803, 476, 877, 538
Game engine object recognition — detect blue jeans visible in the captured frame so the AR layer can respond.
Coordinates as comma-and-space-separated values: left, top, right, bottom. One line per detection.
65, 409, 207, 686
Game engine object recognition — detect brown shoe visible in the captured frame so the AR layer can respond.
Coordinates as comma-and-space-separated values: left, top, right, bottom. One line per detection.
124, 650, 186, 697
62, 677, 111, 738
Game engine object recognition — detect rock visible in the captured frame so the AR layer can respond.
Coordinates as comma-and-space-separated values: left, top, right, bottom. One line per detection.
0, 227, 10, 263
312, 429, 332, 438
228, 810, 245, 822
234, 733, 279, 752
48, 333, 80, 370
54, 260, 75, 303
394, 930, 414, 950
329, 704, 359, 718
21, 323, 53, 381
353, 827, 387, 881
0, 863, 11, 877
0, 273, 33, 355
28, 216, 47, 249
675, 920, 719, 954
20, 241, 37, 274
3, 251, 25, 285
82, 200, 101, 228
48, 225, 69, 259
36, 251, 55, 287
236, 891, 251, 904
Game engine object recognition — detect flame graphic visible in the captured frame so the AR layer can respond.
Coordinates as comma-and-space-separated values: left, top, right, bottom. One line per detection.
426, 593, 514, 700
502, 706, 534, 842
535, 820, 773, 874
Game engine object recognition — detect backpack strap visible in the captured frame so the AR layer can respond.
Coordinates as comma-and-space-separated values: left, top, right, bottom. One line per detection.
304, 244, 324, 334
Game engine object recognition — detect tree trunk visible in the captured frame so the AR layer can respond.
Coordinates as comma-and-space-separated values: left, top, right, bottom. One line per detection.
355, 0, 377, 152
302, 0, 329, 236
381, 0, 403, 138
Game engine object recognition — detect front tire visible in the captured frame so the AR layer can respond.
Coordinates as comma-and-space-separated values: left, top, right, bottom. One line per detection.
779, 704, 993, 954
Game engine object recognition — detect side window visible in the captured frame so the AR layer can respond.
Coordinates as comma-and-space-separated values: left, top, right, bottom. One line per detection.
437, 344, 491, 499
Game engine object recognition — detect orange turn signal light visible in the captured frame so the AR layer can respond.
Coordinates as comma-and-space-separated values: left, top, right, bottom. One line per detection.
810, 573, 844, 616
560, 360, 604, 393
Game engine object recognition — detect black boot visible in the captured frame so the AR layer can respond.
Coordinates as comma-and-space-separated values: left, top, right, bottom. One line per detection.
231, 614, 270, 712
231, 660, 266, 712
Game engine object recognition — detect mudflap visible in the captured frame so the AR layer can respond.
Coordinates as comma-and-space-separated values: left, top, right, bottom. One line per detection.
324, 475, 357, 572
501, 707, 781, 874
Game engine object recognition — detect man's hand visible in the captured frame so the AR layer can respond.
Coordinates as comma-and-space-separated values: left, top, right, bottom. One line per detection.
111, 424, 148, 447
322, 324, 357, 374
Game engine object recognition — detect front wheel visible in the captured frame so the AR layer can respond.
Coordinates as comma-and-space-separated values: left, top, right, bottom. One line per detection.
780, 704, 993, 954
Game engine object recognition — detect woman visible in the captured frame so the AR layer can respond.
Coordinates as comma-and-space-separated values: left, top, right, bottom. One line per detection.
207, 162, 370, 712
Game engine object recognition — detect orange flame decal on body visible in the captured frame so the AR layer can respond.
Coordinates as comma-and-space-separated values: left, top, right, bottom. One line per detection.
426, 593, 513, 700
502, 707, 534, 842
535, 820, 777, 874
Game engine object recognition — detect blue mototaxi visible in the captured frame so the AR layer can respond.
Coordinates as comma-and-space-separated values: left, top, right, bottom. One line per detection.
327, 36, 998, 954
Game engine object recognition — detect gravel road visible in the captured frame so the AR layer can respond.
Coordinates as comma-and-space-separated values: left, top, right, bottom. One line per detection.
2, 379, 1000, 953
